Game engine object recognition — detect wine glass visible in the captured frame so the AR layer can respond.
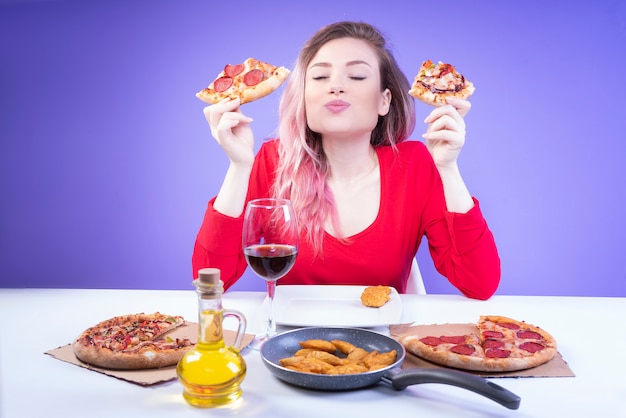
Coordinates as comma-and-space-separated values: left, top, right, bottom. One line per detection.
242, 198, 298, 341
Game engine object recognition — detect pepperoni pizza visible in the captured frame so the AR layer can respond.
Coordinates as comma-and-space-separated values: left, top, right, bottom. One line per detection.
73, 312, 194, 370
408, 59, 475, 106
196, 57, 290, 105
400, 315, 557, 372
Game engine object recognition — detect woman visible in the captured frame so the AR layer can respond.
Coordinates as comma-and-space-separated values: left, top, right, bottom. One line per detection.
192, 21, 500, 299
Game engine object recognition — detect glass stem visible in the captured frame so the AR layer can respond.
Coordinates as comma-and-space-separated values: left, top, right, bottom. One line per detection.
266, 280, 277, 337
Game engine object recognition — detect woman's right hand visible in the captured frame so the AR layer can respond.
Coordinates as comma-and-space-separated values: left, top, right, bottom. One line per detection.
204, 98, 255, 167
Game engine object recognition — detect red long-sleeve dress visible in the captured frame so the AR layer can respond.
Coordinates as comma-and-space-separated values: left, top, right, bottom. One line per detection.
192, 139, 500, 299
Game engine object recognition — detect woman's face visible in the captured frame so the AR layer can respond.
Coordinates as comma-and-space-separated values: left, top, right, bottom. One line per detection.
304, 37, 391, 140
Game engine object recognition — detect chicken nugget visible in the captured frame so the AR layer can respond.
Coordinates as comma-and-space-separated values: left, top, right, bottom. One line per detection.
281, 355, 335, 373
290, 357, 335, 374
279, 356, 307, 367
360, 285, 391, 308
299, 340, 337, 353
364, 349, 379, 358
339, 358, 365, 367
333, 363, 370, 374
364, 350, 397, 369
360, 349, 379, 364
347, 347, 369, 361
331, 339, 357, 354
306, 350, 344, 366
299, 339, 337, 353
294, 348, 315, 357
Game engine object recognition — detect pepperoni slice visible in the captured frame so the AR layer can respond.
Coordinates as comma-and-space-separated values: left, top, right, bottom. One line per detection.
482, 339, 505, 349
450, 344, 475, 355
213, 76, 233, 93
497, 322, 521, 330
482, 330, 504, 339
243, 69, 264, 86
520, 342, 545, 353
485, 348, 511, 358
224, 63, 244, 77
419, 336, 442, 346
517, 330, 542, 340
440, 335, 466, 344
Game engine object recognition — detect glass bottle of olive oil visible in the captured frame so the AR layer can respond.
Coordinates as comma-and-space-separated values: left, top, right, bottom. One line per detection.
177, 268, 247, 408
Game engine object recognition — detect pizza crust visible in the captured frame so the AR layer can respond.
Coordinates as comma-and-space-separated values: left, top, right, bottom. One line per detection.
72, 343, 189, 370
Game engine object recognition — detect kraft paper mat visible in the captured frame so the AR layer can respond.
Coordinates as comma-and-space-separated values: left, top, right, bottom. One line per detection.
45, 322, 255, 386
390, 323, 575, 378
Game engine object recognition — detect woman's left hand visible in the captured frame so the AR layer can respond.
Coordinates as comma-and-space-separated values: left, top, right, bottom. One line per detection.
422, 97, 471, 168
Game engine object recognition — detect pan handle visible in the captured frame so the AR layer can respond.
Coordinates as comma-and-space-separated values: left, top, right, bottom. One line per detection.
381, 368, 521, 410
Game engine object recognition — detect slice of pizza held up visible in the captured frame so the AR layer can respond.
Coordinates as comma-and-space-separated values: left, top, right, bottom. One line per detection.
400, 315, 557, 373
408, 59, 475, 107
196, 57, 291, 105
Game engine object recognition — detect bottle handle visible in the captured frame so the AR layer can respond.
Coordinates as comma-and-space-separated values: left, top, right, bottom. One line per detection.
223, 309, 248, 350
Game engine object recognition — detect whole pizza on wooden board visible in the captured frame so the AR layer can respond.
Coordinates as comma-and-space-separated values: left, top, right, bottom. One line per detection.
196, 57, 290, 105
399, 315, 557, 372
72, 312, 194, 370
408, 59, 475, 106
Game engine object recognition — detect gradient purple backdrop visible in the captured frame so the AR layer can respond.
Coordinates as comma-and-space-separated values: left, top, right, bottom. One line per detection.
1, 0, 624, 296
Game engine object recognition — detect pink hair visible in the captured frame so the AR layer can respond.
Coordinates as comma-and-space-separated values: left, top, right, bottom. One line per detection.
272, 21, 416, 255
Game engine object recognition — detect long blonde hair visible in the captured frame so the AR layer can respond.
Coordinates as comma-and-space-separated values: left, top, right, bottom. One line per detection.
272, 21, 416, 254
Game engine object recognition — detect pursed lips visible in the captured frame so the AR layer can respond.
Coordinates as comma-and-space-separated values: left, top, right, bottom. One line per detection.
324, 100, 350, 113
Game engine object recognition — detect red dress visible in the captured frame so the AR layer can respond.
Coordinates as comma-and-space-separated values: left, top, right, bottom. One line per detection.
192, 139, 500, 299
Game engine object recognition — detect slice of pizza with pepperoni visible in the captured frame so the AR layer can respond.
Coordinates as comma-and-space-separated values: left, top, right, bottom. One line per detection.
399, 315, 557, 372
196, 57, 290, 105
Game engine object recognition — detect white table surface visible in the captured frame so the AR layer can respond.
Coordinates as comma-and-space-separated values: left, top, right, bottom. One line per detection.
1, 288, 625, 418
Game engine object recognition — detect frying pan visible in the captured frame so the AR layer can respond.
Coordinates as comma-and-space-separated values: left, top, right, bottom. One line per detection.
260, 327, 521, 410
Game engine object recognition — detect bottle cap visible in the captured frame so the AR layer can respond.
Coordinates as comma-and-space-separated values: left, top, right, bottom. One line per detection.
197, 268, 221, 286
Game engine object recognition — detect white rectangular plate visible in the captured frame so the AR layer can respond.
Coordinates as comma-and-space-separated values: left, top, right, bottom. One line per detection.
273, 285, 403, 327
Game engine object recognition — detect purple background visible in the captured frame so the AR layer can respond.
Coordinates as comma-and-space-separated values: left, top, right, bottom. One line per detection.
1, 0, 625, 297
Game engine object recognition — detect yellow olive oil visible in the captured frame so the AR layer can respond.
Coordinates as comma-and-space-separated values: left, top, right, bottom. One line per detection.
177, 269, 247, 408
177, 310, 246, 407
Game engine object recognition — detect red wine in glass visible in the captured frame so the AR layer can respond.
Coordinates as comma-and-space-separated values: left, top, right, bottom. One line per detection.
244, 244, 297, 281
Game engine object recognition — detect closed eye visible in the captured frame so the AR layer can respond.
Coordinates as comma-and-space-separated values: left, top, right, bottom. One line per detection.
312, 76, 365, 81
